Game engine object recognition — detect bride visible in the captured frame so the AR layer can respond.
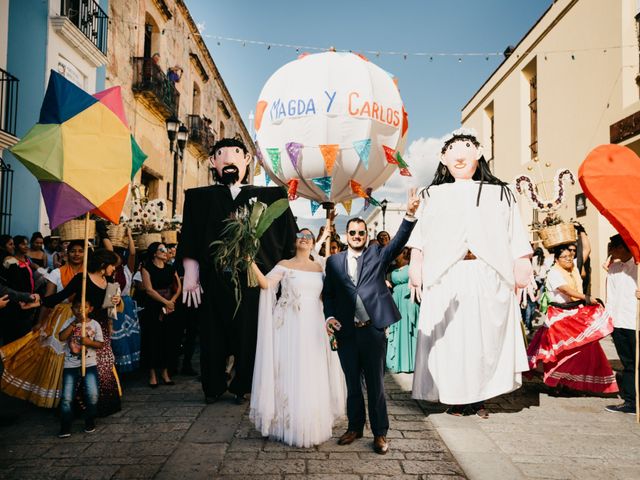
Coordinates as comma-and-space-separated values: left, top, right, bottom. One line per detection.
250, 228, 346, 447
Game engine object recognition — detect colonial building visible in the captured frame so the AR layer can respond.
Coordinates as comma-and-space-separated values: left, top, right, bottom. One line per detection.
4, 0, 109, 235
107, 0, 253, 216
460, 0, 640, 295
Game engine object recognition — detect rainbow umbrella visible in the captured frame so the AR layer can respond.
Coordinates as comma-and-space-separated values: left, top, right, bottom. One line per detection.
9, 70, 147, 228
9, 71, 147, 375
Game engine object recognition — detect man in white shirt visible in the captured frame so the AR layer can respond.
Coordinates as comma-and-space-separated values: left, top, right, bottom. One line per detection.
605, 234, 639, 414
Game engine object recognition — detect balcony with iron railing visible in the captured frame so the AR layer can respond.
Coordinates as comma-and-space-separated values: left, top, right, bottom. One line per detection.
0, 68, 19, 150
132, 57, 180, 118
59, 0, 108, 54
187, 114, 215, 156
51, 0, 108, 67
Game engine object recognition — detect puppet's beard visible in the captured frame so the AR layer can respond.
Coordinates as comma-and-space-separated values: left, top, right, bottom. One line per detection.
219, 166, 239, 185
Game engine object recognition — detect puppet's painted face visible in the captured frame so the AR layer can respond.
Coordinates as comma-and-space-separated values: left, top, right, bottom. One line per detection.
210, 146, 250, 186
441, 139, 481, 180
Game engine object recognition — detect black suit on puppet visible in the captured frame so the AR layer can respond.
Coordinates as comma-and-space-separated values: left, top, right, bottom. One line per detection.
178, 184, 297, 398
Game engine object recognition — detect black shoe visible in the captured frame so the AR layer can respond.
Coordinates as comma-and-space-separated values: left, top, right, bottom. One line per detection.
234, 394, 247, 405
84, 419, 96, 433
161, 378, 175, 386
58, 429, 71, 439
181, 366, 198, 376
149, 382, 159, 389
605, 402, 636, 414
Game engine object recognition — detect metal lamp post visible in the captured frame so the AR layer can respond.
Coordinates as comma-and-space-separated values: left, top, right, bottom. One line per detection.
380, 199, 388, 231
166, 116, 188, 216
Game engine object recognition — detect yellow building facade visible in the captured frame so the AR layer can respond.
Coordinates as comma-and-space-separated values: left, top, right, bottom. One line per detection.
461, 0, 640, 296
106, 0, 253, 215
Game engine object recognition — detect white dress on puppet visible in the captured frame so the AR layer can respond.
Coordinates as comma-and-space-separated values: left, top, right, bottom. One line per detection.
408, 180, 532, 404
250, 265, 346, 447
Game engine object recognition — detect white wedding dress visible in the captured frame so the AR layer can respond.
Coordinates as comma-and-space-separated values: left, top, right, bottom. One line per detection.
250, 265, 346, 447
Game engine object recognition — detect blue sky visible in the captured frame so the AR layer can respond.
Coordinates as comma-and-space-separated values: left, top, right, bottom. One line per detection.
184, 0, 552, 228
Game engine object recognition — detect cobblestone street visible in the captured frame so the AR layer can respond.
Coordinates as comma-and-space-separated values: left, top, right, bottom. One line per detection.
2, 338, 640, 479
0, 368, 465, 480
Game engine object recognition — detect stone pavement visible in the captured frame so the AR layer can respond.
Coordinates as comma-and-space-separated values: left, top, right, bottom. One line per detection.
411, 337, 640, 480
3, 336, 639, 479
0, 369, 465, 479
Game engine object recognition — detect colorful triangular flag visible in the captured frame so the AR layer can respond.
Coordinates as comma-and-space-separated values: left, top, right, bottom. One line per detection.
285, 142, 303, 169
266, 147, 281, 173
265, 171, 271, 186
255, 141, 264, 164
287, 179, 299, 200
254, 160, 262, 176
395, 151, 408, 168
311, 176, 332, 198
310, 200, 321, 215
383, 145, 399, 165
399, 167, 412, 177
341, 199, 352, 215
319, 144, 339, 174
353, 139, 371, 169
350, 179, 367, 198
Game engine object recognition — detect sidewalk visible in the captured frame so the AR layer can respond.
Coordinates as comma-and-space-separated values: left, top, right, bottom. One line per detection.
408, 337, 640, 480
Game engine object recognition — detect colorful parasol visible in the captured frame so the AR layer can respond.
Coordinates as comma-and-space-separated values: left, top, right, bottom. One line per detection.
9, 71, 147, 229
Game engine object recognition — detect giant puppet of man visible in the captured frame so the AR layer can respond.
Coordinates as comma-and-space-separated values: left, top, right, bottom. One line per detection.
178, 138, 297, 404
407, 128, 532, 418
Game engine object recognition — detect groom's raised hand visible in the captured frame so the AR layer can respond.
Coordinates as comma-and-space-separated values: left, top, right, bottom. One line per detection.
406, 188, 420, 217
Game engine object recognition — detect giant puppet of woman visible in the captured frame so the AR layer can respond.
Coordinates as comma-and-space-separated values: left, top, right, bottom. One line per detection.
407, 128, 532, 418
178, 138, 297, 405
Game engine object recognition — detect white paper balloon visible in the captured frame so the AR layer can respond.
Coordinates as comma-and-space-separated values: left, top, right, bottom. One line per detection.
254, 51, 408, 205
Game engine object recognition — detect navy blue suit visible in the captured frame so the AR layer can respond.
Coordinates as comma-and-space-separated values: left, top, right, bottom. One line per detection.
322, 219, 416, 436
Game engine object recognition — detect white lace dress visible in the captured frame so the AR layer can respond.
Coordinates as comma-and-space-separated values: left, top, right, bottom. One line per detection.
250, 265, 346, 447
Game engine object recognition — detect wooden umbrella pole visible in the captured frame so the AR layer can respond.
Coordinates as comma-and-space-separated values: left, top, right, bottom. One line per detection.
80, 212, 90, 377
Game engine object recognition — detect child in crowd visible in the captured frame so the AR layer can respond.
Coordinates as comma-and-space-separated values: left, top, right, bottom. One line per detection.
57, 298, 104, 438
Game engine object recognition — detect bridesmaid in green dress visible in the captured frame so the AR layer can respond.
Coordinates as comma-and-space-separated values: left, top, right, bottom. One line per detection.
386, 248, 420, 373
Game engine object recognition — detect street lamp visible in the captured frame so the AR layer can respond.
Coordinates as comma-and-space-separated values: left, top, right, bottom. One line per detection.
380, 199, 388, 231
166, 117, 188, 216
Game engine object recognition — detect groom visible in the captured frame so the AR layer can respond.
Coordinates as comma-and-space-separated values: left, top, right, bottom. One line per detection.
322, 189, 420, 454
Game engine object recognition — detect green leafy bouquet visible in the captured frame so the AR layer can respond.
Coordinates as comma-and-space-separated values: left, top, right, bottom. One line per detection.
210, 197, 290, 309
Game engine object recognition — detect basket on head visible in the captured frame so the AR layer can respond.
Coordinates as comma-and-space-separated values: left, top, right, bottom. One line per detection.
58, 219, 96, 242
538, 223, 577, 249
107, 224, 128, 249
134, 232, 162, 251
161, 230, 178, 245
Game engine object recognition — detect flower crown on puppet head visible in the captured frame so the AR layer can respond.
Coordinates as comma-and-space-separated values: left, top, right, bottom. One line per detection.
440, 127, 483, 155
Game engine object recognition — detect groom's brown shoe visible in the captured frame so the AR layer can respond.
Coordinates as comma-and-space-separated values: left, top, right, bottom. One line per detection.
373, 435, 389, 455
337, 430, 363, 445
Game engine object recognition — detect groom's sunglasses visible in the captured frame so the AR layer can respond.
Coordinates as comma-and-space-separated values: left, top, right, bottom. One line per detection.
296, 233, 314, 240
348, 230, 366, 237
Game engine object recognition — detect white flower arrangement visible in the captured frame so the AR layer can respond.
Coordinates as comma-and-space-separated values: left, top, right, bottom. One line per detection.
127, 189, 168, 233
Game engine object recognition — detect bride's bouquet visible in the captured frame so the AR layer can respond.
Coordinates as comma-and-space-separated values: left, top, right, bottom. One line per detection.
210, 197, 290, 309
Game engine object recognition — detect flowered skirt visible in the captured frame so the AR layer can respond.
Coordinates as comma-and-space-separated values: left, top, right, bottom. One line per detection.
111, 296, 141, 373
527, 304, 618, 393
0, 303, 73, 408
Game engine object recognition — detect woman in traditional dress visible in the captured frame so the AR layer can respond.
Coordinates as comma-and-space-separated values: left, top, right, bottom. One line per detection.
42, 249, 123, 416
527, 245, 618, 393
139, 242, 182, 387
249, 228, 346, 448
106, 228, 141, 373
0, 240, 84, 407
386, 248, 419, 373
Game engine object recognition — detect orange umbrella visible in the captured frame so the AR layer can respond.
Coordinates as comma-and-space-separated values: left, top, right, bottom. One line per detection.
579, 144, 640, 422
